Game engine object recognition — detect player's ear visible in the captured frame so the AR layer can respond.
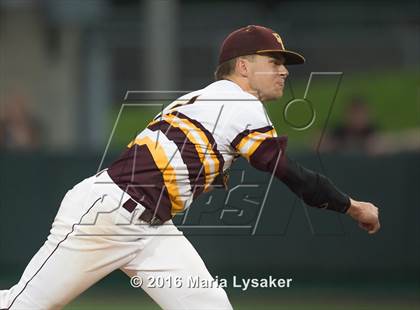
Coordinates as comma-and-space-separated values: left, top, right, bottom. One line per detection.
235, 57, 251, 78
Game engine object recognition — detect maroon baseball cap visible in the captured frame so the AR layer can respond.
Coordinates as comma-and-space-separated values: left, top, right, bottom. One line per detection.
218, 25, 305, 65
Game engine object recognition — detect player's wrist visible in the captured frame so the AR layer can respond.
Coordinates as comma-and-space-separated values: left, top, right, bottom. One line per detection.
346, 198, 362, 219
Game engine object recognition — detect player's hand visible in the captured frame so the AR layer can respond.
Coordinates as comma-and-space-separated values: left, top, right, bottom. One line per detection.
346, 198, 380, 234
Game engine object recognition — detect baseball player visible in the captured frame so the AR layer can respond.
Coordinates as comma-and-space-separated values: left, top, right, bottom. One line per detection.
0, 25, 380, 310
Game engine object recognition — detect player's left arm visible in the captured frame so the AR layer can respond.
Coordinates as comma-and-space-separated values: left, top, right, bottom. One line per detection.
234, 135, 380, 234
227, 103, 380, 234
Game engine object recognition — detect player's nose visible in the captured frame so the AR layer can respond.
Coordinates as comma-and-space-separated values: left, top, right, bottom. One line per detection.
279, 65, 289, 79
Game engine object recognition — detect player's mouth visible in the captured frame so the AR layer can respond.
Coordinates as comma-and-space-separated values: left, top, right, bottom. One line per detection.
275, 81, 284, 88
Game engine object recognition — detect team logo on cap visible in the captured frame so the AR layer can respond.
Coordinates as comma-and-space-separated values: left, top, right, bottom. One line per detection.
272, 33, 285, 49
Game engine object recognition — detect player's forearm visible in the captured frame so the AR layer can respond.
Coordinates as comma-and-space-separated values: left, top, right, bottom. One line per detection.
249, 137, 350, 213
279, 157, 351, 213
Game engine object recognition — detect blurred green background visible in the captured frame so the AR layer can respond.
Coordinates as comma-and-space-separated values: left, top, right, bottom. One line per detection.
0, 0, 419, 309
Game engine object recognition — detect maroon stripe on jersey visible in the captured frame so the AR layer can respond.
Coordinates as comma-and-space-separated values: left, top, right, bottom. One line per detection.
249, 136, 288, 178
170, 95, 199, 111
230, 125, 274, 150
169, 111, 225, 179
148, 120, 206, 198
107, 144, 172, 221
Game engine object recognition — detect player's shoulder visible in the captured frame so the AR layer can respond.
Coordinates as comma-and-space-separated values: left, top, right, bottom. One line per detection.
200, 80, 263, 112
165, 80, 265, 122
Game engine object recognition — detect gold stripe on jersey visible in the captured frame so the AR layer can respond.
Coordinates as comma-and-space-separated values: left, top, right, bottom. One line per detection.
236, 128, 277, 160
161, 114, 220, 190
145, 118, 160, 128
128, 136, 185, 214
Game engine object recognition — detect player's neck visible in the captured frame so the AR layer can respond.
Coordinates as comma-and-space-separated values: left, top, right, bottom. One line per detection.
224, 76, 260, 100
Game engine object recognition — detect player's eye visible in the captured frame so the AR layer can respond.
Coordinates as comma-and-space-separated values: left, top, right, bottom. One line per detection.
269, 59, 282, 66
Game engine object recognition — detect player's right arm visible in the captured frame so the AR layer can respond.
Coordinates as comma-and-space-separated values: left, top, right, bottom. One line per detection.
228, 103, 380, 234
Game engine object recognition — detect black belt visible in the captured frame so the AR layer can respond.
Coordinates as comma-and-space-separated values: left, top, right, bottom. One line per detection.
122, 198, 164, 226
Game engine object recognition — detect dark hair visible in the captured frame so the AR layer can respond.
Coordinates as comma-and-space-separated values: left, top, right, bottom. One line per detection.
214, 55, 255, 81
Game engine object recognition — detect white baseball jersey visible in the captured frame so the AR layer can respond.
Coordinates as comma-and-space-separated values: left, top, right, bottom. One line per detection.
108, 80, 279, 221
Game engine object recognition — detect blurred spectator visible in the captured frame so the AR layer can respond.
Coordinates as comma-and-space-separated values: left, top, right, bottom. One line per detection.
321, 97, 378, 154
0, 93, 42, 151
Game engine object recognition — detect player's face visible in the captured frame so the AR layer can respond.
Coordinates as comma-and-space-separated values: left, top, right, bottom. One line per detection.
247, 54, 289, 102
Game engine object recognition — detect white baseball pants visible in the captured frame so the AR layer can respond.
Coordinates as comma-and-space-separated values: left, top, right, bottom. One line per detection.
0, 172, 232, 310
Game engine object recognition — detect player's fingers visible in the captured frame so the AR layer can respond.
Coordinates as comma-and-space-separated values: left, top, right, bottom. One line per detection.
359, 220, 380, 234
359, 222, 371, 231
367, 221, 380, 234
372, 221, 381, 234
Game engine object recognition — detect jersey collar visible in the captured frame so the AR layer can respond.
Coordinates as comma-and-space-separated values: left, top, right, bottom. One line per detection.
205, 79, 258, 99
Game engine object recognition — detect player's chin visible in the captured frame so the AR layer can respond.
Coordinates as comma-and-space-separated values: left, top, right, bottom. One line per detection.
269, 88, 284, 101
261, 87, 283, 102
263, 93, 282, 103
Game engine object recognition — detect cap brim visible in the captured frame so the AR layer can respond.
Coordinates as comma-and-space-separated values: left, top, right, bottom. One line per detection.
256, 49, 305, 65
